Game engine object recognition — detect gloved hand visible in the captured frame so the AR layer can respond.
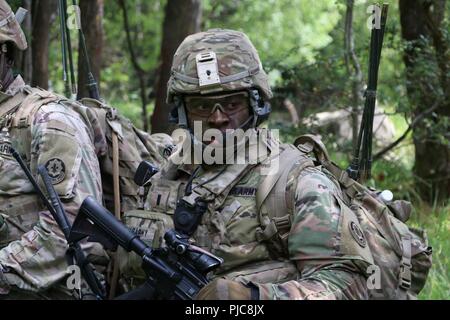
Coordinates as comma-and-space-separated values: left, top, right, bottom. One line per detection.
196, 278, 259, 300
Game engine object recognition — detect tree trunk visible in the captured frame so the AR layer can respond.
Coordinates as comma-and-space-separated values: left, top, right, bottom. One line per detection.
344, 0, 364, 151
151, 0, 202, 134
118, 0, 149, 132
31, 0, 56, 89
13, 0, 32, 83
77, 0, 103, 100
399, 0, 450, 204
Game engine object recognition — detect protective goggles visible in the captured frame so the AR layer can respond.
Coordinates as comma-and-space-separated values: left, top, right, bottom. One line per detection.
184, 91, 249, 118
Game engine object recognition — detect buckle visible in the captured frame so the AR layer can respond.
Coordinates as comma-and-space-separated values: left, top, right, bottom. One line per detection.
273, 215, 291, 231
399, 263, 412, 289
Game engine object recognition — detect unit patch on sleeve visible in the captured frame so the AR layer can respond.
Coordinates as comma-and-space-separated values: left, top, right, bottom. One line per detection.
45, 158, 66, 185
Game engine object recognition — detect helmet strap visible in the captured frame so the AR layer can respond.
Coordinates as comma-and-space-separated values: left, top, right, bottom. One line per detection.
249, 89, 271, 126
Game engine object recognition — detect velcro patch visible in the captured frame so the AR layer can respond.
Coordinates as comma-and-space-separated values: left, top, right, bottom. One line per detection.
349, 221, 367, 248
229, 186, 257, 197
45, 158, 66, 185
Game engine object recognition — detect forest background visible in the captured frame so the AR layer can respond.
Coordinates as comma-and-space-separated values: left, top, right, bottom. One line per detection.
8, 0, 450, 299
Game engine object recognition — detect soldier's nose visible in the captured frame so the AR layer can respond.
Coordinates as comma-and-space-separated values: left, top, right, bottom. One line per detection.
208, 109, 229, 128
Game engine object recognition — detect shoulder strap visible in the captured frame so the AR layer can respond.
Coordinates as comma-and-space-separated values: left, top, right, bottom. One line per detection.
0, 91, 28, 120
255, 144, 314, 243
11, 87, 61, 128
8, 88, 61, 161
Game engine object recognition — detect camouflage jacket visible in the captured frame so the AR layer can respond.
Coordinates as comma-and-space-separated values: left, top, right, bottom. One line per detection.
123, 128, 374, 300
0, 76, 107, 297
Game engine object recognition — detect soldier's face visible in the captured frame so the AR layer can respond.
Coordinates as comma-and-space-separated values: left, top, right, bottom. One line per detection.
185, 91, 251, 146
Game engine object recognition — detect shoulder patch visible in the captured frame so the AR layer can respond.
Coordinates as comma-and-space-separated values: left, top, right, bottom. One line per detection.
349, 221, 367, 248
45, 158, 66, 185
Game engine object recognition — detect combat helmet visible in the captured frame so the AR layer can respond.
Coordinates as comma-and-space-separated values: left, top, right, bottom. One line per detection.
0, 0, 27, 51
168, 29, 273, 128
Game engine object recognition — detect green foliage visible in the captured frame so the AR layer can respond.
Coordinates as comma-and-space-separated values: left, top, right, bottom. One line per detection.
203, 0, 341, 85
10, 0, 450, 299
411, 204, 450, 300
101, 0, 166, 125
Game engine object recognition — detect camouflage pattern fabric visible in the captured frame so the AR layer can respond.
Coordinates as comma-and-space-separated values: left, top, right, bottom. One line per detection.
255, 165, 373, 299
0, 0, 27, 50
121, 130, 374, 299
0, 76, 107, 298
78, 98, 174, 213
167, 28, 273, 102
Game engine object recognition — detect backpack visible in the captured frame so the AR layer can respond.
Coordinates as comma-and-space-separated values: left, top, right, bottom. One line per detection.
78, 98, 174, 214
256, 134, 432, 300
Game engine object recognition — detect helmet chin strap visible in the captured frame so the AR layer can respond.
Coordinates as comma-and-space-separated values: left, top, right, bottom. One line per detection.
237, 114, 257, 131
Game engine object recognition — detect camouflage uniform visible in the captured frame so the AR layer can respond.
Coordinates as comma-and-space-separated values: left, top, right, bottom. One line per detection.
118, 29, 374, 300
133, 128, 373, 300
0, 1, 107, 299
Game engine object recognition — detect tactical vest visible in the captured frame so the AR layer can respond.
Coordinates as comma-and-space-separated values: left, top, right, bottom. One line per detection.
120, 133, 314, 287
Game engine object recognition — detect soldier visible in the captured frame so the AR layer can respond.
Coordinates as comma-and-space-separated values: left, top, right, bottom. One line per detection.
0, 1, 108, 299
125, 29, 375, 299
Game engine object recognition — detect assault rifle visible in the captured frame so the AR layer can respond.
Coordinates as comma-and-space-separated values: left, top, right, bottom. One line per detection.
69, 196, 223, 300
12, 151, 222, 299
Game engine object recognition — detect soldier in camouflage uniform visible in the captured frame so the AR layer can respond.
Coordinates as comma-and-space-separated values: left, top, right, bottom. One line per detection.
0, 1, 108, 299
121, 29, 375, 300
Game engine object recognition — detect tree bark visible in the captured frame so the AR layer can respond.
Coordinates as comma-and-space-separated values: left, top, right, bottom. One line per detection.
344, 0, 364, 151
12, 0, 32, 83
151, 0, 202, 134
77, 0, 103, 100
399, 0, 450, 204
31, 0, 56, 89
118, 0, 149, 132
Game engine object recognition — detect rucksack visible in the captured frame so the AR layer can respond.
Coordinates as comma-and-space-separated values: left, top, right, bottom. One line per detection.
78, 98, 174, 214
256, 134, 432, 300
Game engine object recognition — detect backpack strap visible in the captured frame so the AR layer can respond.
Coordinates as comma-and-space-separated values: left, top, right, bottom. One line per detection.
255, 144, 314, 245
8, 87, 61, 161
398, 235, 412, 299
0, 91, 27, 120
294, 134, 330, 164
